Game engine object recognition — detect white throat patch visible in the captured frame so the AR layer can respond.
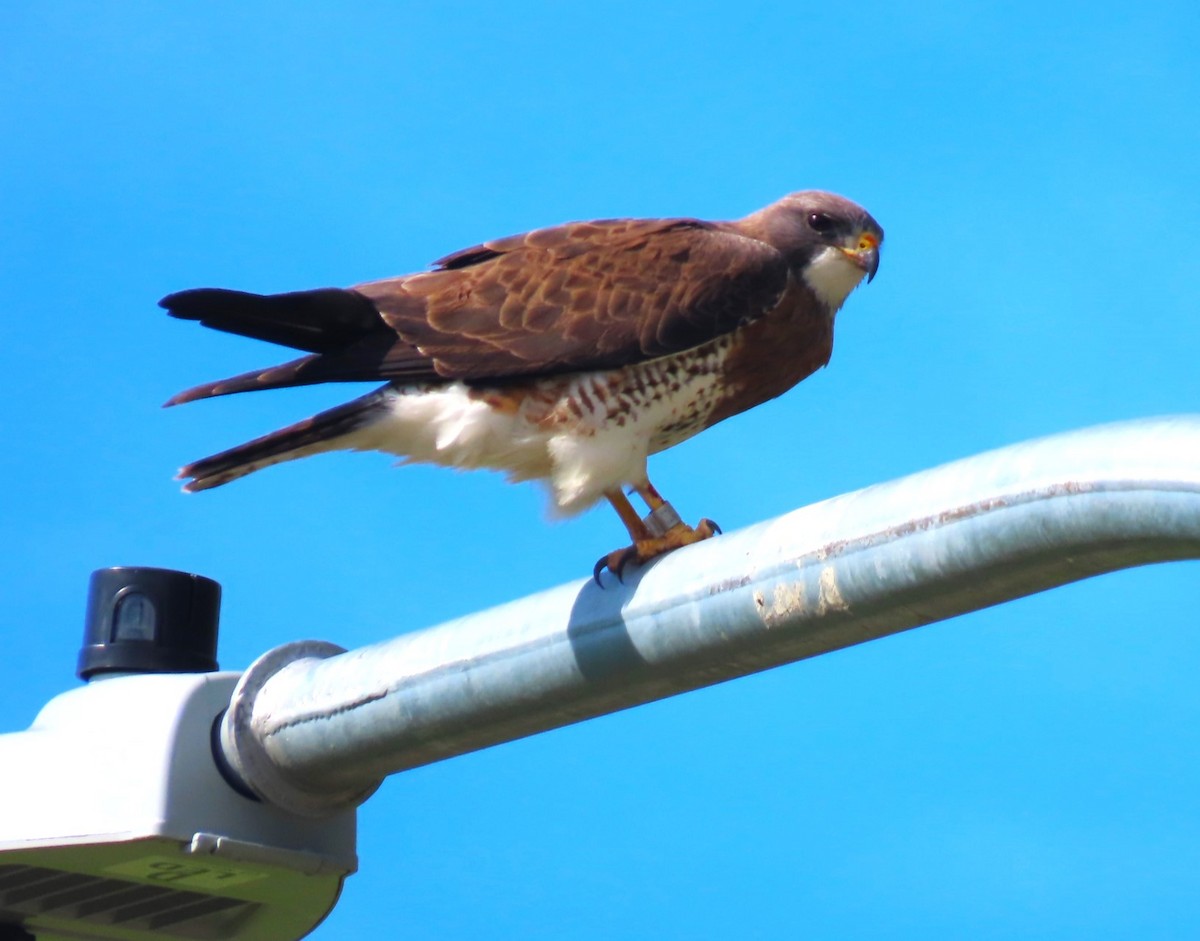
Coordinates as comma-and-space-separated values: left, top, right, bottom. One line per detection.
801, 246, 867, 311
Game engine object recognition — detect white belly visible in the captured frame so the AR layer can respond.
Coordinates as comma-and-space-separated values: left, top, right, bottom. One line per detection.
340, 339, 733, 516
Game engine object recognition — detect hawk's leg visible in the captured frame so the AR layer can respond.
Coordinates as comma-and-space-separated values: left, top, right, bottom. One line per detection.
594, 483, 721, 585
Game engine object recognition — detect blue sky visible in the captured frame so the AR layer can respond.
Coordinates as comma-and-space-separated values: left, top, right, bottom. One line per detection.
2, 2, 1199, 937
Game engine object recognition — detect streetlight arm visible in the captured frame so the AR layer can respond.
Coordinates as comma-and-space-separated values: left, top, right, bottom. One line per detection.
219, 415, 1200, 817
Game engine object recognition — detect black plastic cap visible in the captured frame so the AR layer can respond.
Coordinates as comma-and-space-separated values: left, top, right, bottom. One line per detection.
77, 567, 221, 681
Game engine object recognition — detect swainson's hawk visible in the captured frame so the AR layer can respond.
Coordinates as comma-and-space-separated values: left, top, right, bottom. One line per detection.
162, 191, 883, 580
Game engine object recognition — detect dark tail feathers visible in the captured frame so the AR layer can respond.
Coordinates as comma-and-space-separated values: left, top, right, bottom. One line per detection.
160, 287, 382, 353
161, 287, 396, 406
179, 389, 388, 492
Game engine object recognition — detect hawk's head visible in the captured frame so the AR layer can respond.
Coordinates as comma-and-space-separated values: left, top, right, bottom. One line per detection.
752, 191, 884, 311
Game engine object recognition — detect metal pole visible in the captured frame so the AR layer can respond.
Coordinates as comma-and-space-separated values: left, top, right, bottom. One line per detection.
219, 415, 1200, 817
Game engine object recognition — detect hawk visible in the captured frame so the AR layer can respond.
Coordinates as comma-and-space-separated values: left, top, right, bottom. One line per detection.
162, 191, 882, 580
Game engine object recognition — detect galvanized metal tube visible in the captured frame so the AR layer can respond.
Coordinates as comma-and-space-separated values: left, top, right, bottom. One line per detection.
220, 416, 1200, 816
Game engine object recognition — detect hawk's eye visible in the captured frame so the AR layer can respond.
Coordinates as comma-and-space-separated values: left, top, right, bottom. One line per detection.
807, 211, 836, 234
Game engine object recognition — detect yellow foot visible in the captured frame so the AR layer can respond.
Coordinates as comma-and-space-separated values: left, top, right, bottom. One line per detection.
593, 518, 721, 586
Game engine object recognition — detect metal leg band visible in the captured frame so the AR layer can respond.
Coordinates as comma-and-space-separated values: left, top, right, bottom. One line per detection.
642, 501, 682, 537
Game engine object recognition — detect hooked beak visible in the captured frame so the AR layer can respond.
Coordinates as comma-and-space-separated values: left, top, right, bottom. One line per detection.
841, 231, 880, 282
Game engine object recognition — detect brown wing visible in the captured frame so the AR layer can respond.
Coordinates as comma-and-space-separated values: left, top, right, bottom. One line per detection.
163, 217, 789, 405
353, 217, 789, 382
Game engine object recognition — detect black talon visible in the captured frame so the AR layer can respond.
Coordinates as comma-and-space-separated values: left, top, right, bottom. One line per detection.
593, 547, 638, 587
702, 518, 723, 535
